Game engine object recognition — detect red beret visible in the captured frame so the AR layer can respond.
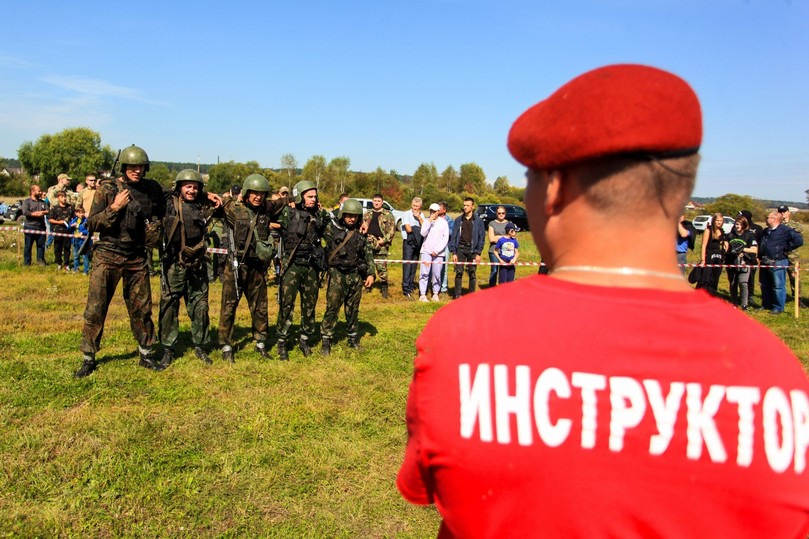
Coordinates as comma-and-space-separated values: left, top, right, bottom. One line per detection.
508, 64, 702, 170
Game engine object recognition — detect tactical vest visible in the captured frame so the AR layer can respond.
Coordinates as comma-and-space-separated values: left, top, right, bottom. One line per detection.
97, 177, 164, 250
327, 222, 367, 273
231, 201, 271, 258
283, 207, 324, 262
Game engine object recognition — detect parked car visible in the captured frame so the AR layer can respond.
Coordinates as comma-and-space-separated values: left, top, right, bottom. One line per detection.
692, 214, 735, 235
0, 199, 24, 224
476, 203, 530, 231
354, 198, 407, 230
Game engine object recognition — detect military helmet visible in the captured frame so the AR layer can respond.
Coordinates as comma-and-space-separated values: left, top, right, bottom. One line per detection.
119, 144, 150, 171
173, 169, 204, 191
293, 180, 317, 204
339, 198, 363, 218
242, 173, 270, 194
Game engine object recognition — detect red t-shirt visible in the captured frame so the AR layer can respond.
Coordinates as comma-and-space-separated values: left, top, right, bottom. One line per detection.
397, 275, 809, 538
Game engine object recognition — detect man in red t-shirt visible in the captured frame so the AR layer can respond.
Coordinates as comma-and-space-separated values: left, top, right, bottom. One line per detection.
397, 64, 809, 538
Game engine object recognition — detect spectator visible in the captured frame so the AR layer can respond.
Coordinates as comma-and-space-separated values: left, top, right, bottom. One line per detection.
759, 211, 803, 315
486, 205, 510, 286
49, 190, 75, 271
778, 205, 805, 299
81, 173, 98, 215
449, 197, 485, 299
440, 201, 453, 293
21, 184, 48, 266
400, 197, 425, 299
494, 222, 520, 283
737, 209, 764, 304
68, 206, 92, 275
397, 64, 809, 538
676, 215, 695, 275
418, 203, 449, 302
724, 216, 757, 310
361, 193, 396, 298
699, 212, 725, 296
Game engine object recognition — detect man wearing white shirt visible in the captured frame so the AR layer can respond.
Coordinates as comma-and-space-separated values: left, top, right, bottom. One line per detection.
401, 197, 425, 299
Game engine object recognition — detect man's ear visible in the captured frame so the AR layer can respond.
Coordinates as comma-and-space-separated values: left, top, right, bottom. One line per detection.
544, 169, 563, 216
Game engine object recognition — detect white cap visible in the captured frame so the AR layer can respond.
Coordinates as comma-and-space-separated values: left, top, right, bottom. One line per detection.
428, 203, 440, 211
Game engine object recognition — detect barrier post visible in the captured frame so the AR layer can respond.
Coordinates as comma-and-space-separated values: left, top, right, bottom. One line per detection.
795, 260, 801, 320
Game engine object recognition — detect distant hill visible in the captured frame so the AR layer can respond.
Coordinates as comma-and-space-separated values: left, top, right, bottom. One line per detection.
692, 196, 808, 210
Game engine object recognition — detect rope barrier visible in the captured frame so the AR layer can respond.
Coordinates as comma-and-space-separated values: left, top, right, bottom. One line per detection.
5, 227, 805, 272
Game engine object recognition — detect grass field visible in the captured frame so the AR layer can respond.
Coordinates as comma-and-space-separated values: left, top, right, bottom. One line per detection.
0, 226, 806, 537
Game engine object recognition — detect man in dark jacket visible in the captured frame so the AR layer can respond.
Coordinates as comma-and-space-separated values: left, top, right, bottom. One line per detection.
758, 211, 804, 314
448, 197, 486, 299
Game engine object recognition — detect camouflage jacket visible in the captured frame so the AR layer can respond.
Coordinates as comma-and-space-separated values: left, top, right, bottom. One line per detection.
362, 209, 395, 248
784, 220, 805, 263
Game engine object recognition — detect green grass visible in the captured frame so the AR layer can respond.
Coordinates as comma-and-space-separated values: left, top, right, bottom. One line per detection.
0, 230, 806, 536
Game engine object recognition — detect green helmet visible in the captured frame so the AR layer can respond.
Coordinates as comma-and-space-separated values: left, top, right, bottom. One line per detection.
339, 198, 363, 218
173, 169, 204, 191
242, 173, 270, 194
119, 144, 150, 171
293, 180, 317, 204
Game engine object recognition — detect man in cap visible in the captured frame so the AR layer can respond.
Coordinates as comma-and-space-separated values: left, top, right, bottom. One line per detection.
319, 198, 375, 354
156, 169, 221, 369
361, 193, 396, 298
275, 181, 330, 359
397, 64, 809, 538
778, 205, 804, 300
46, 173, 77, 207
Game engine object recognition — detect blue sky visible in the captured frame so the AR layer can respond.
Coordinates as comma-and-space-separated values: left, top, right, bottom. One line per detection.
1, 0, 807, 202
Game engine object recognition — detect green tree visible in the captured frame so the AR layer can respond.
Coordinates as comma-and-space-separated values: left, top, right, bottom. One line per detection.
207, 160, 263, 194
148, 164, 172, 188
493, 176, 511, 197
704, 194, 764, 219
301, 155, 327, 190
412, 162, 438, 196
325, 157, 352, 197
459, 162, 486, 194
440, 165, 459, 192
18, 127, 114, 187
280, 153, 298, 184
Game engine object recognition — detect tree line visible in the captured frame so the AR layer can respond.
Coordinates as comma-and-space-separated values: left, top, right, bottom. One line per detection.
1, 127, 526, 211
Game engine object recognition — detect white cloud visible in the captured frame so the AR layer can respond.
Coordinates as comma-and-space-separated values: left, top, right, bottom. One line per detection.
41, 75, 168, 106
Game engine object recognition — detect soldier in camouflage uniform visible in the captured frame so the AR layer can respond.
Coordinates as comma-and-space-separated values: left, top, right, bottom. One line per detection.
779, 205, 805, 299
276, 180, 330, 360
156, 170, 221, 370
217, 174, 287, 362
74, 145, 167, 378
320, 199, 375, 355
360, 193, 396, 298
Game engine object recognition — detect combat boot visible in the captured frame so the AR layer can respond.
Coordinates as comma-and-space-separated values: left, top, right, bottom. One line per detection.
194, 346, 212, 365
255, 342, 269, 359
347, 335, 360, 349
299, 337, 312, 357
222, 346, 235, 363
74, 355, 97, 378
155, 348, 174, 371
321, 337, 331, 356
381, 282, 389, 298
277, 340, 289, 361
139, 348, 159, 370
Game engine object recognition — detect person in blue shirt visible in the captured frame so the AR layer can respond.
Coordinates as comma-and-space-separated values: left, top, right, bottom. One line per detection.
494, 223, 520, 283
67, 205, 92, 274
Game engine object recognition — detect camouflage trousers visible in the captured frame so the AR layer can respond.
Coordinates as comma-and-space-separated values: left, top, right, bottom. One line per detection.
218, 258, 270, 347
372, 245, 389, 284
276, 262, 320, 342
81, 249, 155, 355
321, 268, 363, 340
158, 260, 209, 349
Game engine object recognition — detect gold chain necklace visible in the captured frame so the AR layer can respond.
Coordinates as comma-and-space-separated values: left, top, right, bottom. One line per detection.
551, 265, 685, 281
